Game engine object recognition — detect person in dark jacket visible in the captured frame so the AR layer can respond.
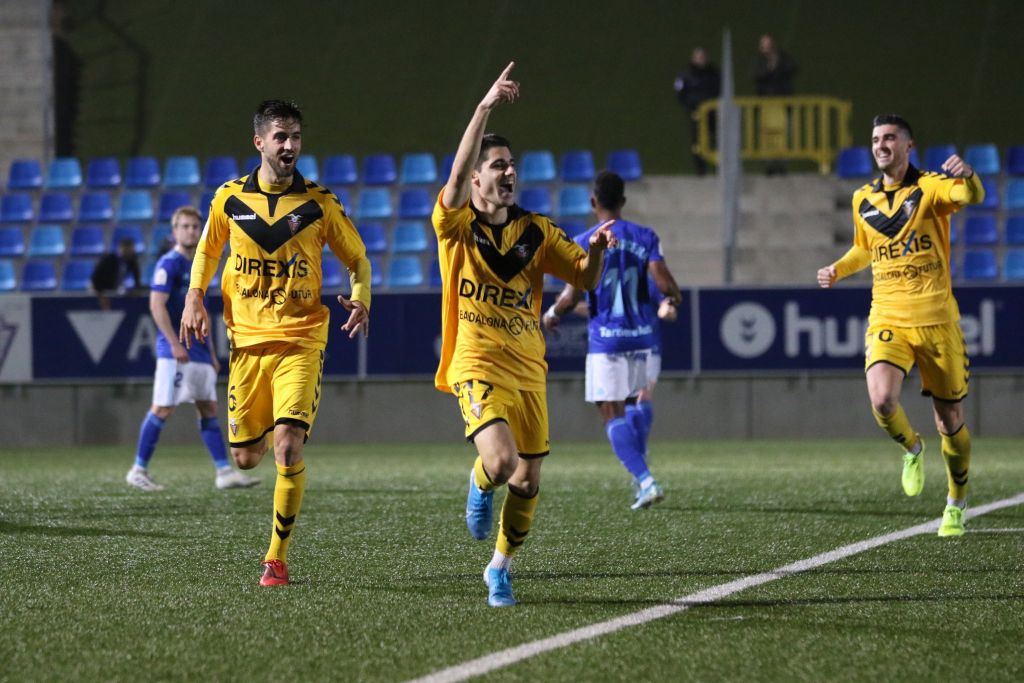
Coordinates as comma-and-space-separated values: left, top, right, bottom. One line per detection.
91, 237, 141, 308
674, 47, 721, 175
752, 34, 798, 174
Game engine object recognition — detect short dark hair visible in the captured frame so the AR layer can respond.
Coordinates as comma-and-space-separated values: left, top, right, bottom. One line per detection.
253, 99, 303, 135
872, 114, 913, 139
593, 170, 626, 210
476, 133, 512, 168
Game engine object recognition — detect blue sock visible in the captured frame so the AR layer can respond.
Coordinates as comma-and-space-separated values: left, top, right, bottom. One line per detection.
199, 417, 230, 469
606, 416, 650, 481
135, 412, 166, 468
625, 402, 652, 455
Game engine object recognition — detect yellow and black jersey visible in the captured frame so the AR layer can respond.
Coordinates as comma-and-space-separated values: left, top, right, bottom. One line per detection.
191, 169, 371, 349
834, 165, 984, 327
432, 189, 591, 393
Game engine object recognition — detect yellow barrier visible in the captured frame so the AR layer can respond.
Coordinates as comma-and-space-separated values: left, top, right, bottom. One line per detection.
693, 96, 853, 174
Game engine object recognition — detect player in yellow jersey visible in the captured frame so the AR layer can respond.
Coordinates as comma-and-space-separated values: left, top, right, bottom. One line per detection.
180, 100, 372, 585
817, 114, 984, 537
434, 62, 616, 607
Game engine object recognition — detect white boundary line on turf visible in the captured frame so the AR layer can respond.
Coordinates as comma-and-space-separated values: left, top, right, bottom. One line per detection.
407, 492, 1024, 683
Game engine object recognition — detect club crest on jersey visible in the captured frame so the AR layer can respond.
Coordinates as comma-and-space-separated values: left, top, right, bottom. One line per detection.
287, 213, 302, 234
229, 418, 238, 436
902, 197, 918, 219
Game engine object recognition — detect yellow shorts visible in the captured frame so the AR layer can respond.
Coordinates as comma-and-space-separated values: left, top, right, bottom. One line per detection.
227, 342, 325, 447
452, 379, 550, 458
864, 321, 969, 402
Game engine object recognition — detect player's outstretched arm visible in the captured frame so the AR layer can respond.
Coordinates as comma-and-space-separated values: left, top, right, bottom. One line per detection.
444, 62, 519, 209
180, 288, 209, 348
337, 294, 369, 339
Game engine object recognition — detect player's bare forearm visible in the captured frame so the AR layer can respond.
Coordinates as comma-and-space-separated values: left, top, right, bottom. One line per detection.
543, 284, 582, 329
179, 287, 210, 348
150, 293, 189, 361
650, 261, 682, 306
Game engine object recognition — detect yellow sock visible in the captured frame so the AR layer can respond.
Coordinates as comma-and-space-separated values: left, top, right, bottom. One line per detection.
473, 455, 497, 492
496, 487, 538, 558
871, 404, 919, 453
941, 425, 971, 501
265, 461, 306, 563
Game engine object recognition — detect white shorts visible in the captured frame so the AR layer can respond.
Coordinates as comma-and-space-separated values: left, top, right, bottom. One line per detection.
152, 358, 218, 407
585, 350, 649, 403
646, 352, 661, 387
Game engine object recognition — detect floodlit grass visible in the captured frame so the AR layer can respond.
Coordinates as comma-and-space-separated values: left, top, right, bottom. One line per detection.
2, 439, 1022, 682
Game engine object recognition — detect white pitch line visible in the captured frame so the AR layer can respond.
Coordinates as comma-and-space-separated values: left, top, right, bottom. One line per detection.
407, 492, 1024, 683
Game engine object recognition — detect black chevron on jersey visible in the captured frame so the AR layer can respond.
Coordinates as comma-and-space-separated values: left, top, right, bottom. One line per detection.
471, 221, 544, 282
858, 188, 923, 239
225, 196, 323, 254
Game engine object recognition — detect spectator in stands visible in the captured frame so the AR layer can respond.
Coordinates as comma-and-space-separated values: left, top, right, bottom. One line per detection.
126, 206, 258, 493
91, 237, 141, 309
752, 34, 798, 175
543, 171, 682, 511
674, 46, 720, 176
816, 113, 984, 538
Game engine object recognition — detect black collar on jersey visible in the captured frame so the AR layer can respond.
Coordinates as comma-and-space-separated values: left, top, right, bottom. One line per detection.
871, 163, 922, 193
470, 202, 529, 229
243, 167, 307, 216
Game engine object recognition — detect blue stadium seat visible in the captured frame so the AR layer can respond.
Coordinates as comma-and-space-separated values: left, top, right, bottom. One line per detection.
924, 144, 956, 173
86, 157, 122, 188
393, 221, 429, 253
149, 224, 173, 255
0, 260, 16, 291
242, 155, 261, 174
357, 188, 392, 219
559, 220, 588, 238
962, 250, 998, 280
198, 190, 216, 220
290, 155, 317, 183
963, 214, 998, 246
78, 191, 114, 223
387, 255, 424, 287
964, 144, 1000, 176
0, 193, 33, 222
1004, 179, 1024, 210
46, 157, 82, 189
518, 150, 556, 183
908, 148, 920, 168
70, 225, 106, 256
356, 222, 388, 254
158, 191, 193, 221
399, 153, 438, 185
323, 154, 358, 186
518, 187, 552, 214
28, 225, 66, 257
1006, 216, 1024, 245
558, 186, 592, 217
607, 149, 643, 181
39, 192, 73, 223
164, 156, 201, 188
1004, 250, 1024, 281
125, 156, 161, 188
428, 258, 442, 287
111, 225, 146, 254
7, 159, 43, 190
139, 258, 157, 286
973, 178, 999, 211
1007, 145, 1024, 176
560, 150, 595, 182
204, 156, 239, 189
21, 259, 57, 291
836, 146, 874, 178
948, 217, 958, 246
0, 226, 25, 257
363, 154, 397, 185
398, 188, 432, 219
322, 256, 343, 288
62, 259, 96, 291
439, 153, 455, 182
118, 190, 154, 222
335, 188, 353, 212
368, 255, 384, 287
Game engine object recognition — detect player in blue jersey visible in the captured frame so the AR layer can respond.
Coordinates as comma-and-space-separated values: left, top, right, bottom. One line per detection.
126, 206, 259, 491
544, 171, 681, 509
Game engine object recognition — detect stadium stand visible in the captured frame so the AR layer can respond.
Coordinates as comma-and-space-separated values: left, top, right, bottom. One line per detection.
362, 154, 397, 185
111, 225, 146, 254
86, 157, 122, 188
296, 155, 319, 182
357, 222, 388, 254
322, 255, 343, 288
21, 259, 57, 291
28, 225, 66, 257
39, 192, 73, 223
439, 153, 455, 183
924, 144, 956, 172
125, 156, 161, 188
323, 154, 358, 186
558, 185, 592, 217
369, 255, 384, 287
964, 143, 1000, 176
198, 191, 216, 219
949, 217, 958, 245
0, 260, 16, 291
242, 155, 260, 174
836, 146, 873, 178
78, 192, 114, 223
163, 156, 201, 188
560, 150, 595, 182
387, 255, 424, 287
45, 157, 83, 189
399, 153, 438, 185
392, 221, 429, 253
1005, 249, 1024, 280
1005, 179, 1024, 210
70, 225, 106, 256
203, 156, 239, 189
62, 259, 95, 291
428, 258, 442, 287
7, 159, 43, 190
336, 188, 353, 212
0, 193, 33, 222
158, 191, 193, 222
357, 188, 392, 219
398, 188, 432, 219
1007, 145, 1024, 176
963, 214, 998, 246
149, 224, 172, 255
607, 149, 643, 181
962, 249, 998, 280
0, 226, 25, 257
1006, 216, 1024, 245
518, 187, 552, 214
118, 191, 154, 222
559, 220, 589, 238
974, 178, 999, 211
518, 150, 556, 184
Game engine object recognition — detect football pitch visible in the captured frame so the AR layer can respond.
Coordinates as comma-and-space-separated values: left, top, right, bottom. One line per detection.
2, 439, 1022, 682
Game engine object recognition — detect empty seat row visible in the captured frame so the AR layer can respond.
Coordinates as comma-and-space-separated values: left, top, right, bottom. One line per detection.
6, 149, 645, 193
958, 249, 1024, 281
0, 190, 212, 224
837, 143, 1024, 179
950, 215, 1024, 246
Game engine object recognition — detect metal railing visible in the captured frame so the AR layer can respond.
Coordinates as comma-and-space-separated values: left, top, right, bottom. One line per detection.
693, 96, 853, 174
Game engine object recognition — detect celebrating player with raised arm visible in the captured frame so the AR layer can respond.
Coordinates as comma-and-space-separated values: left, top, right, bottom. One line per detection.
433, 62, 616, 607
180, 100, 371, 586
817, 114, 984, 537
